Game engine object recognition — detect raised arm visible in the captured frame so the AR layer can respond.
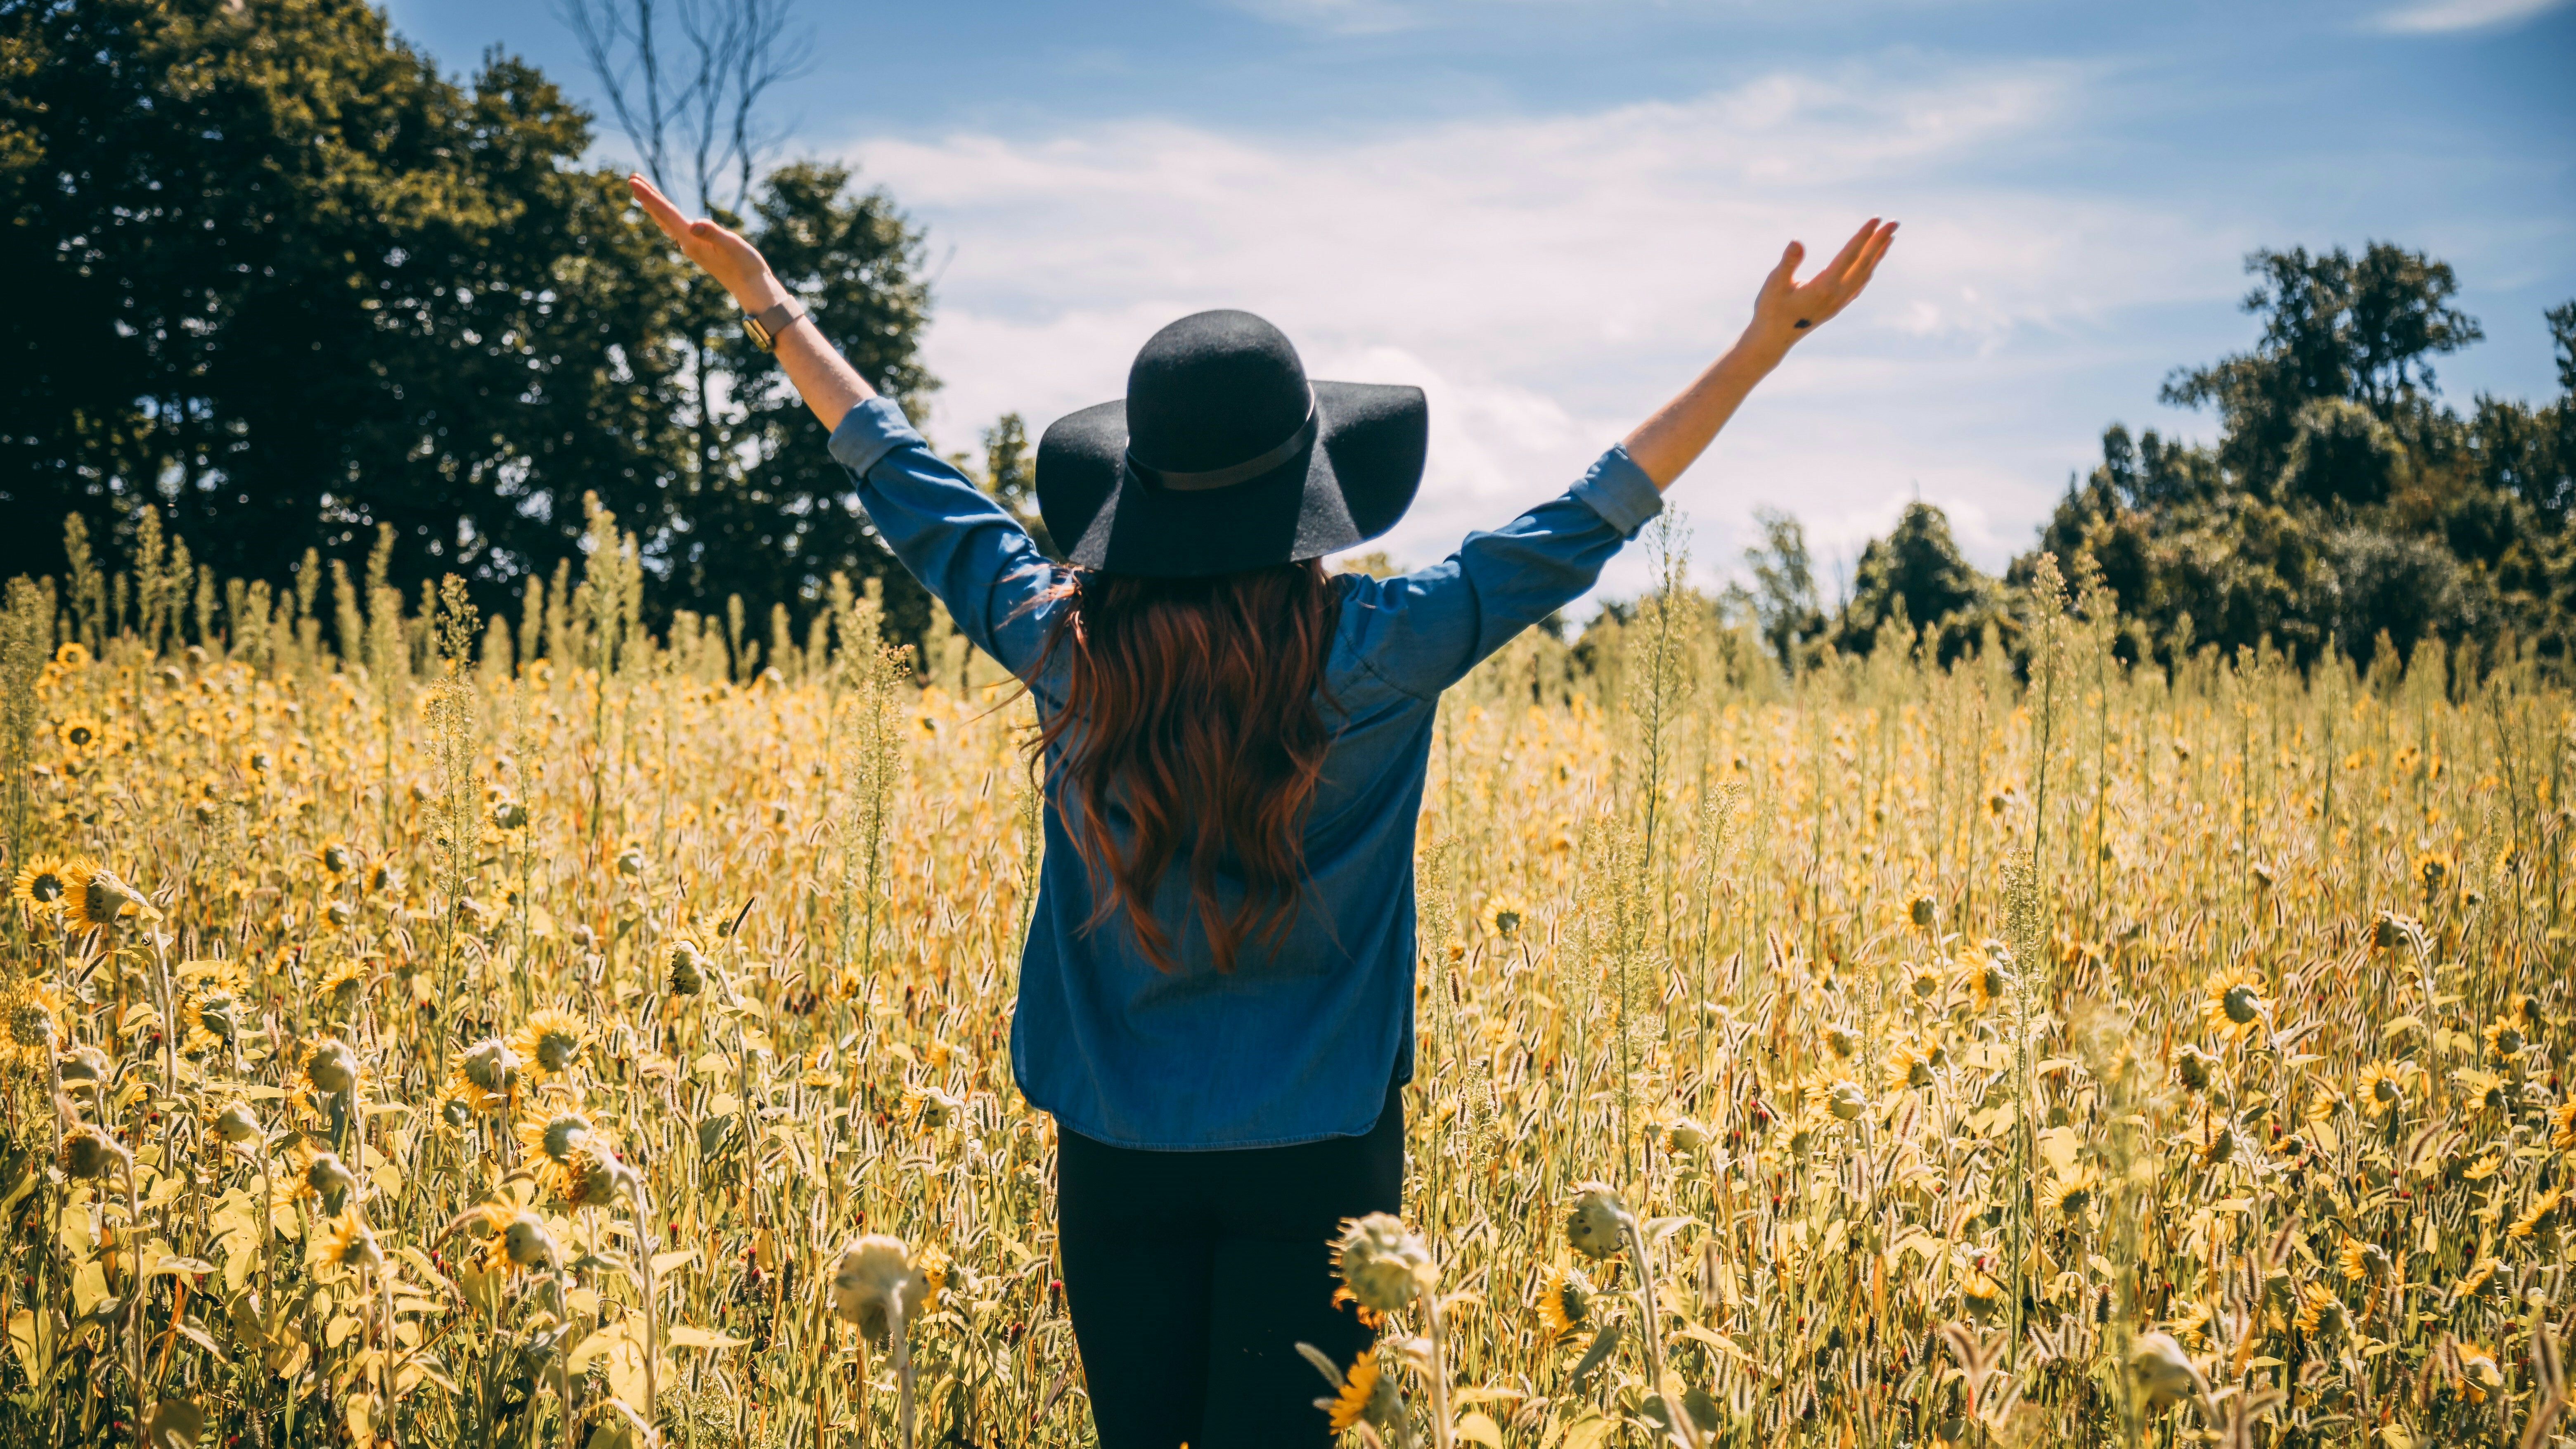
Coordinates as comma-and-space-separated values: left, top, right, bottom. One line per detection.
1622, 217, 1898, 489
629, 175, 874, 431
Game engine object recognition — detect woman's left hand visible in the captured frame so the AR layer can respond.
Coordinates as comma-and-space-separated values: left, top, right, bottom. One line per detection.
629, 173, 788, 310
1745, 217, 1898, 353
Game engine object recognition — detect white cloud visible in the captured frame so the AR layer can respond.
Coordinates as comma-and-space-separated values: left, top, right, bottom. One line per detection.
2372, 0, 2571, 31
837, 61, 2248, 602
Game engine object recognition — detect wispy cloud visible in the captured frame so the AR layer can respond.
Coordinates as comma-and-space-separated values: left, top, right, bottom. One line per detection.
2372, 0, 2572, 31
840, 61, 2249, 594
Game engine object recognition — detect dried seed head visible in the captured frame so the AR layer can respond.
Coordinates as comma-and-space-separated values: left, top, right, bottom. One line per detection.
60, 1126, 123, 1180
831, 1235, 929, 1344
666, 942, 709, 997
1334, 1212, 1435, 1312
1664, 1117, 1708, 1153
502, 1212, 560, 1268
303, 1150, 358, 1201
1826, 1080, 1868, 1122
1563, 1184, 1627, 1262
212, 1100, 262, 1144
459, 1038, 521, 1096
1909, 895, 1936, 928
305, 1037, 358, 1096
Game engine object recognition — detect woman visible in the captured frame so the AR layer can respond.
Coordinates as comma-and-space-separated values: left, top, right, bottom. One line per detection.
633, 172, 1892, 1447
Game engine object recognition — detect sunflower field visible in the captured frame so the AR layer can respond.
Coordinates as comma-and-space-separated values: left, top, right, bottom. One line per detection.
2, 502, 2573, 1449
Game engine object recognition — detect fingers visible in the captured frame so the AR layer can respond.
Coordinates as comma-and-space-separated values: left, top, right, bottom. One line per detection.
1819, 218, 1880, 282
628, 173, 694, 243
1848, 221, 1898, 291
1764, 240, 1805, 294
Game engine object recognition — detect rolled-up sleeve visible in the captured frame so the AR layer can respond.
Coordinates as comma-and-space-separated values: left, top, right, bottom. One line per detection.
829, 398, 1065, 679
1342, 444, 1664, 700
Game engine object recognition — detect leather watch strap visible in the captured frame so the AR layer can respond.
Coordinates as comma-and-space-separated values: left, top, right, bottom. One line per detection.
743, 296, 808, 352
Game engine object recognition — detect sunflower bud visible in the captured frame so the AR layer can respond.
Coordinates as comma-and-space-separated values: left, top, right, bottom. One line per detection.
212, 1101, 262, 1144
305, 1038, 358, 1096
1563, 1183, 1628, 1261
60, 1126, 125, 1180
831, 1235, 930, 1344
1333, 1212, 1434, 1314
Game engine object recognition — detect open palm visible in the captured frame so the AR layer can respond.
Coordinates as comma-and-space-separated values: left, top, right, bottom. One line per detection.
629, 173, 776, 306
1752, 218, 1897, 343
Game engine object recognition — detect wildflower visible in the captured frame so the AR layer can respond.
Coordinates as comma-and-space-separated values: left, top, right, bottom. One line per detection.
511, 1008, 590, 1076
904, 1084, 964, 1132
2482, 1020, 2526, 1063
1479, 892, 1533, 941
1563, 1183, 1627, 1261
9, 857, 70, 913
2371, 912, 2415, 952
2507, 1187, 2563, 1242
2553, 1100, 2576, 1152
490, 796, 530, 831
2294, 1282, 2347, 1337
321, 1209, 384, 1273
2199, 965, 2268, 1038
53, 642, 89, 667
60, 858, 160, 929
2414, 850, 2453, 897
209, 1100, 263, 1146
2453, 1257, 2501, 1304
1961, 1271, 2004, 1321
2, 978, 65, 1070
1815, 1079, 1868, 1122
2453, 1068, 2508, 1113
666, 940, 711, 996
1903, 962, 1943, 1000
1962, 954, 2010, 1012
294, 1144, 359, 1205
2335, 1236, 2389, 1281
447, 1038, 522, 1113
1884, 1041, 1935, 1091
1821, 1023, 1860, 1060
501, 1212, 560, 1269
314, 837, 357, 880
1908, 894, 1936, 928
56, 716, 102, 753
2128, 1332, 2203, 1410
558, 1143, 636, 1209
831, 1235, 933, 1344
59, 1125, 125, 1181
1536, 1264, 1591, 1338
2356, 1061, 2409, 1118
1333, 1212, 1435, 1319
314, 959, 365, 1013
303, 1037, 360, 1098
1663, 1117, 1708, 1153
177, 963, 246, 1057
614, 839, 646, 876
2047, 1168, 2098, 1217
1320, 1352, 1397, 1433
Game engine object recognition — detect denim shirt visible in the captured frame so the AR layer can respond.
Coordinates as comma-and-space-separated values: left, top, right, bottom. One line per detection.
829, 397, 1663, 1149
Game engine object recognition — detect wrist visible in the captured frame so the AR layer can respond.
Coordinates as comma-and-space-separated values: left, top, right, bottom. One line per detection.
733, 270, 791, 312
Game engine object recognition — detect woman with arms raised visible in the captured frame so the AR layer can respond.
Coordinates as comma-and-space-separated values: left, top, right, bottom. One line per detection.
633, 172, 1892, 1449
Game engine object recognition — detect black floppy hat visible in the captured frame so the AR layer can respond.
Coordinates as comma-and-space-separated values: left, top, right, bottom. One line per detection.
1035, 310, 1428, 577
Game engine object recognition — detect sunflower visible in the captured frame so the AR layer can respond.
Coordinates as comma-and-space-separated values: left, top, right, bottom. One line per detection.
1536, 1264, 1591, 1339
1902, 961, 1944, 1001
2553, 1100, 2576, 1153
312, 959, 366, 1016
2046, 1167, 2100, 1217
2294, 1282, 2347, 1337
2506, 1187, 2563, 1242
903, 1084, 964, 1132
1478, 892, 1534, 942
2199, 965, 2270, 1039
1884, 1040, 1936, 1091
60, 859, 160, 929
446, 1038, 522, 1114
1961, 1271, 2005, 1322
2336, 1235, 2390, 1281
53, 642, 89, 668
2453, 1068, 2509, 1114
2414, 850, 2454, 897
300, 1036, 360, 1100
9, 857, 71, 915
1321, 1353, 1398, 1433
557, 1142, 636, 1209
1821, 1023, 1860, 1061
510, 1007, 591, 1077
516, 1108, 622, 1203
2174, 1044, 2219, 1095
319, 1208, 384, 1274
1961, 953, 2010, 1013
2482, 1020, 2528, 1064
2453, 1257, 2502, 1304
291, 1141, 359, 1208
1, 978, 66, 1073
55, 717, 103, 754
2356, 1061, 2411, 1118
313, 837, 357, 881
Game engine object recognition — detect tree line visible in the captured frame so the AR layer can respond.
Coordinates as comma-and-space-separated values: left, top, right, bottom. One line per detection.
1738, 244, 2576, 679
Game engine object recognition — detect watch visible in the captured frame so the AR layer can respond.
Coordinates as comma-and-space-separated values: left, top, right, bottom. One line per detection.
743, 297, 809, 352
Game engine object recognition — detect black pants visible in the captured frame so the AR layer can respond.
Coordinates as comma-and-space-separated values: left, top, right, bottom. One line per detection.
1056, 1080, 1404, 1449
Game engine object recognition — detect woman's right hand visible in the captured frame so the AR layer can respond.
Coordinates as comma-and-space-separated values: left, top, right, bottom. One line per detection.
629, 173, 790, 311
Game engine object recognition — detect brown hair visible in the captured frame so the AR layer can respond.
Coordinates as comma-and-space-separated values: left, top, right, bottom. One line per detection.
1025, 561, 1342, 972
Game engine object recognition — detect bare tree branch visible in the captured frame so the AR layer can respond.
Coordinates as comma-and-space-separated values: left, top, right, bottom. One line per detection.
556, 0, 809, 214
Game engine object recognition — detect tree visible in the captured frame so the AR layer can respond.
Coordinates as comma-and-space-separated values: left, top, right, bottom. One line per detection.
1743, 507, 1823, 673
2162, 243, 2481, 489
1833, 501, 1993, 663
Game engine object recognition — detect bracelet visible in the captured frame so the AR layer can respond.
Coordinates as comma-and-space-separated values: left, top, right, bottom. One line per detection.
743, 297, 809, 353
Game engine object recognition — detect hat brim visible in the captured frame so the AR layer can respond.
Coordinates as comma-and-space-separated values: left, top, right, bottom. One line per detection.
1035, 380, 1426, 577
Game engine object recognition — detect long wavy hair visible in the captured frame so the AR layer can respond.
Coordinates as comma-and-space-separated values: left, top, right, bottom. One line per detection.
1025, 560, 1342, 973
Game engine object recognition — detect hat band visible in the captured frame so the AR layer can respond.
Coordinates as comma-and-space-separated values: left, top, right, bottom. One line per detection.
1125, 395, 1318, 492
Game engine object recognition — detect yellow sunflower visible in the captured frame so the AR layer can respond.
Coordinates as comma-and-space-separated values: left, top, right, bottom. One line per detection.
2453, 1068, 2509, 1114
2482, 1020, 2529, 1064
319, 1208, 384, 1274
1536, 1264, 1591, 1339
2294, 1282, 2347, 1337
60, 859, 160, 930
2199, 965, 2269, 1039
2046, 1167, 2100, 1217
2413, 850, 2454, 897
2356, 1061, 2411, 1118
55, 717, 103, 754
446, 1038, 522, 1114
2336, 1235, 2389, 1281
516, 1108, 622, 1202
313, 837, 357, 881
1323, 1354, 1387, 1433
1478, 892, 1534, 942
1, 978, 66, 1072
1960, 953, 2010, 1013
9, 857, 71, 915
290, 1140, 360, 1206
2507, 1187, 2563, 1242
509, 1007, 591, 1077
1884, 1040, 1936, 1091
176, 968, 248, 1058
53, 642, 89, 668
2552, 1100, 2576, 1153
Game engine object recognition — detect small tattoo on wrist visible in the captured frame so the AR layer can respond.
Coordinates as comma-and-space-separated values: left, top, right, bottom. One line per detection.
1794, 319, 1812, 329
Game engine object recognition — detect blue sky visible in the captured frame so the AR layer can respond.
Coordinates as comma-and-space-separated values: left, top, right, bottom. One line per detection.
385, 0, 2576, 600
